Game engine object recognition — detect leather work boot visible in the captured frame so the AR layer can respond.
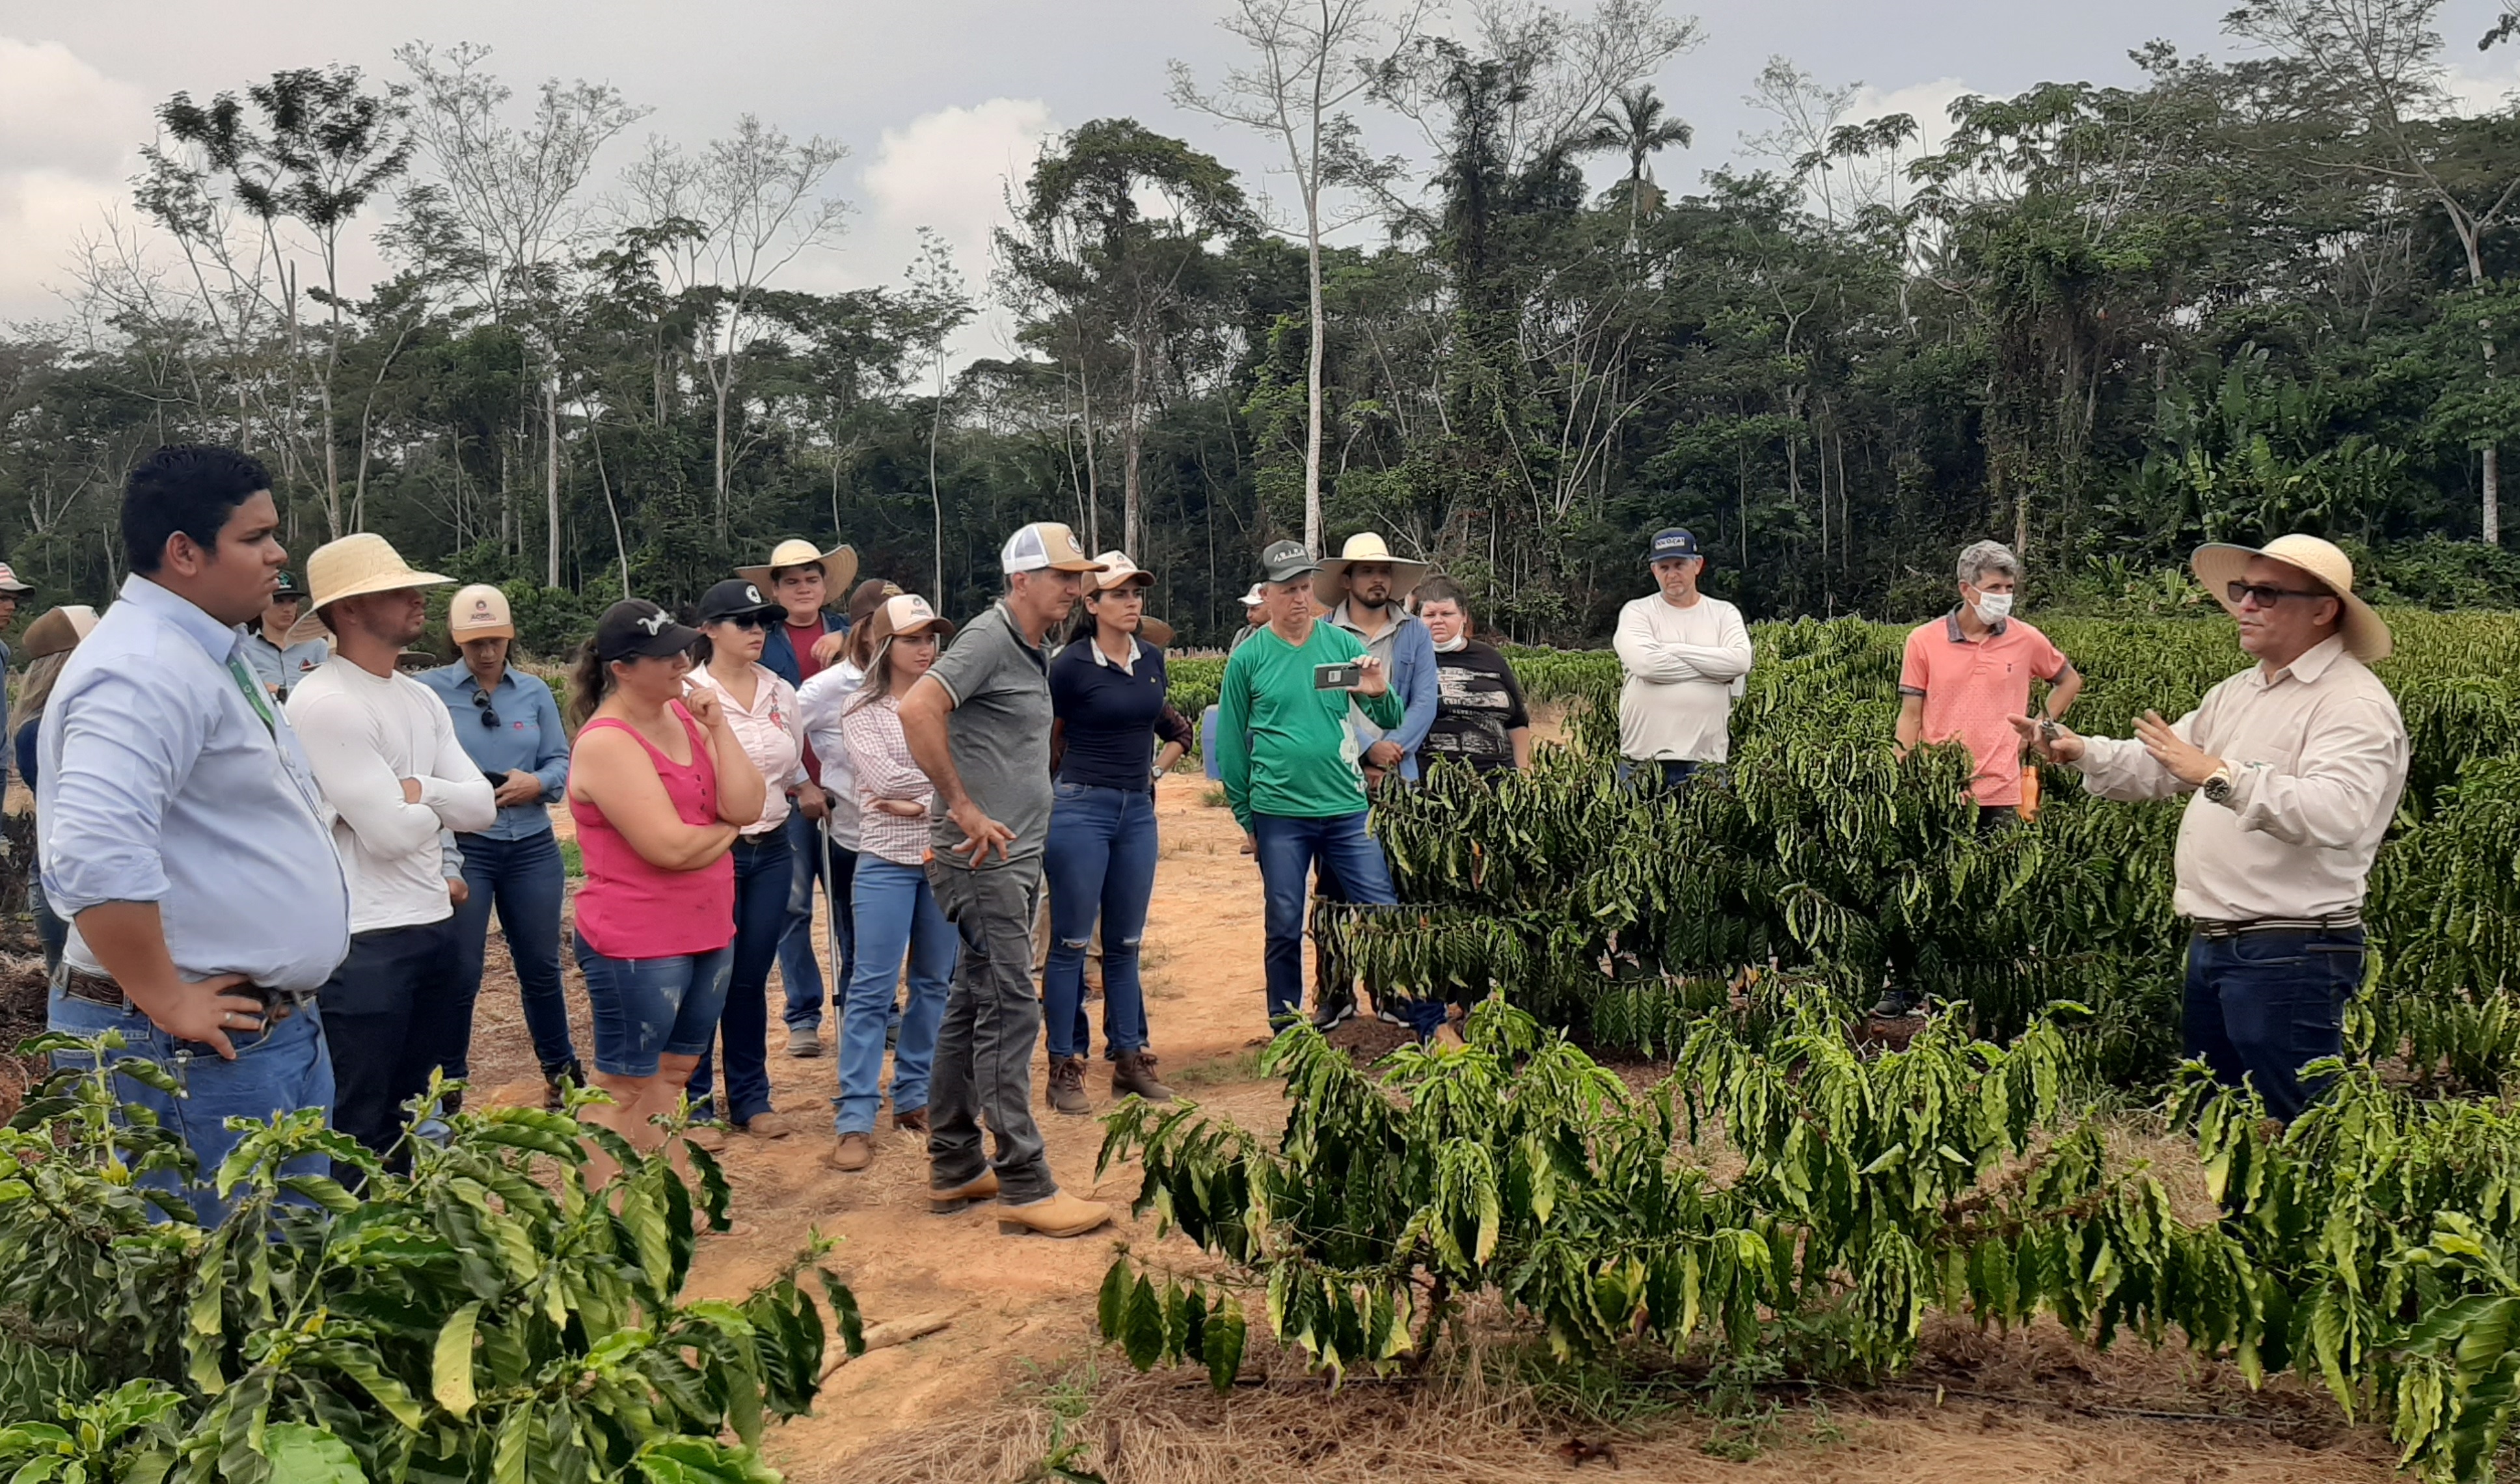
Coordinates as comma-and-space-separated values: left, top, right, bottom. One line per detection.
786, 1025, 824, 1059
826, 1133, 873, 1172
1110, 1051, 1176, 1104
996, 1190, 1113, 1239
929, 1168, 1001, 1215
893, 1107, 931, 1135
1046, 1055, 1092, 1116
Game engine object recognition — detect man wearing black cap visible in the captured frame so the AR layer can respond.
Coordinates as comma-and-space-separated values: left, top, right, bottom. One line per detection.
1215, 540, 1429, 1038
1614, 528, 1753, 791
237, 571, 329, 703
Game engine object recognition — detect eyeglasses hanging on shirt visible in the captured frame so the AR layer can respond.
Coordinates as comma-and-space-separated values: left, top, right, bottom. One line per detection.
470, 689, 502, 729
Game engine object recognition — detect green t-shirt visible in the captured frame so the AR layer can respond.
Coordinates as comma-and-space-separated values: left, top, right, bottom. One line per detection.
1216, 620, 1405, 831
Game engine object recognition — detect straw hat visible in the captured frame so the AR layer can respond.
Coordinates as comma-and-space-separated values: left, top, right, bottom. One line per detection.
2191, 535, 2391, 662
1318, 532, 1429, 587
737, 538, 860, 597
1137, 616, 1176, 647
448, 584, 515, 641
21, 605, 97, 660
288, 533, 452, 643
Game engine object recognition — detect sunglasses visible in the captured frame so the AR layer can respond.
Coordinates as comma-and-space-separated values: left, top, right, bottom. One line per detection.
470, 690, 500, 729
712, 612, 774, 631
2226, 580, 2331, 610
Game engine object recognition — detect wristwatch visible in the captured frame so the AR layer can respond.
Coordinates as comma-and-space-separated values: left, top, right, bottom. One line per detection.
2201, 766, 2236, 807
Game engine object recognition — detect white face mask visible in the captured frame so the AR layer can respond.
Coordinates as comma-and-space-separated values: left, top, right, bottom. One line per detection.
1971, 590, 2014, 625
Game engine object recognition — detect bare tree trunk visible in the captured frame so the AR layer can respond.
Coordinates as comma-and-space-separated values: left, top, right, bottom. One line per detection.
547, 373, 563, 586
1305, 213, 1327, 557
1124, 332, 1146, 560
591, 422, 633, 603
931, 348, 949, 604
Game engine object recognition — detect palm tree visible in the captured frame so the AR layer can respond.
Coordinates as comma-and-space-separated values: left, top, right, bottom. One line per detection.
1583, 85, 1693, 237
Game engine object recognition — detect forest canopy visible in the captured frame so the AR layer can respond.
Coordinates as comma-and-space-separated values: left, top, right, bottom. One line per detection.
8, 0, 2520, 649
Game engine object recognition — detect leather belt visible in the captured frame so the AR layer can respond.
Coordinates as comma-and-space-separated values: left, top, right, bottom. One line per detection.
2191, 913, 2363, 939
55, 966, 308, 1016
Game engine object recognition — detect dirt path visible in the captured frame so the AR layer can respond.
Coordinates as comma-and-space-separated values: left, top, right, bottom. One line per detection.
461, 774, 1275, 1477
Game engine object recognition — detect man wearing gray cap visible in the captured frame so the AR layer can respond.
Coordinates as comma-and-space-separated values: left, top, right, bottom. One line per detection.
899, 520, 1113, 1239
1614, 527, 1752, 791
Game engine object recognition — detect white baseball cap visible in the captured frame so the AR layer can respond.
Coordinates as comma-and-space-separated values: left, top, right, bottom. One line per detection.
1239, 582, 1266, 608
999, 522, 1105, 574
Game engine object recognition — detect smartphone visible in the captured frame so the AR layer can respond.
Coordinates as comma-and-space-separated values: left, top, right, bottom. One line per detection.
1314, 662, 1362, 690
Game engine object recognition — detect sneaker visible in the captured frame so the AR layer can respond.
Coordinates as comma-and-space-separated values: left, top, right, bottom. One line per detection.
929, 1168, 1000, 1214
826, 1133, 873, 1172
1046, 1055, 1092, 1116
785, 1025, 823, 1059
1110, 1051, 1176, 1104
1310, 990, 1357, 1032
1870, 988, 1917, 1019
1375, 1005, 1405, 1027
996, 1189, 1113, 1239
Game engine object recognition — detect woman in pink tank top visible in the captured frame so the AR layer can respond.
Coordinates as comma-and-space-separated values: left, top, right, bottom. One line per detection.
565, 600, 766, 1155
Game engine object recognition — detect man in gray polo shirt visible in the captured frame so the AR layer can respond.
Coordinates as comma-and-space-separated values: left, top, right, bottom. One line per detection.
899, 522, 1113, 1239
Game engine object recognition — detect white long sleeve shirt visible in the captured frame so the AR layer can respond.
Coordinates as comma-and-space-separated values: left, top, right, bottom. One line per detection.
286, 658, 497, 934
1613, 592, 1754, 763
796, 661, 866, 852
2076, 636, 2407, 922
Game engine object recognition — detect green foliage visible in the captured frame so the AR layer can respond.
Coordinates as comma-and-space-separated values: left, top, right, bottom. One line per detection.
0, 1036, 863, 1483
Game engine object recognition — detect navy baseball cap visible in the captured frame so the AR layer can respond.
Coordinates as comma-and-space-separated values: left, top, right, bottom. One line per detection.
1647, 528, 1701, 563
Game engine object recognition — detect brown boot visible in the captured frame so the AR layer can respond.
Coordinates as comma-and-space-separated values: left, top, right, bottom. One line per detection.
929, 1168, 1000, 1214
996, 1189, 1113, 1238
893, 1107, 930, 1135
1046, 1055, 1092, 1116
826, 1133, 873, 1172
1110, 1050, 1176, 1104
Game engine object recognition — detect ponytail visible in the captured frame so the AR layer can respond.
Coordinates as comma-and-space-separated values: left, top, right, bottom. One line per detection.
567, 640, 612, 730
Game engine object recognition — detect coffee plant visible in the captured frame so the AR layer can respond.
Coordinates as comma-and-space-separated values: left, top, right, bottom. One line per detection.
0, 1035, 861, 1484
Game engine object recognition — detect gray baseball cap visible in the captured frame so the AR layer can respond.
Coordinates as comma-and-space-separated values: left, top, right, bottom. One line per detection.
1257, 539, 1320, 584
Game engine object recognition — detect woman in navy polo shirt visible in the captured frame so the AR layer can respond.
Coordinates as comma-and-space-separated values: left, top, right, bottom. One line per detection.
1041, 553, 1191, 1116
419, 584, 580, 1102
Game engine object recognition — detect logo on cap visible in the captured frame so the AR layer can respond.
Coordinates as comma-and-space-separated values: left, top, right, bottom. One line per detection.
744, 584, 764, 604
636, 610, 671, 636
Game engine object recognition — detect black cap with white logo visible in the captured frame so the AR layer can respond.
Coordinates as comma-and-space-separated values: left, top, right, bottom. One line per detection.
593, 599, 701, 662
696, 578, 786, 626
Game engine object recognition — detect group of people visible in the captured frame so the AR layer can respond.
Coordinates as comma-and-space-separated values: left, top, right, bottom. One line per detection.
25, 443, 2411, 1239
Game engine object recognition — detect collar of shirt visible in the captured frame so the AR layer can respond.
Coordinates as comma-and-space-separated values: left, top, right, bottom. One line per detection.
992, 600, 1050, 671
126, 574, 254, 665
1332, 602, 1420, 641
1942, 609, 2009, 643
1085, 635, 1144, 675
2252, 633, 2348, 690
688, 664, 790, 722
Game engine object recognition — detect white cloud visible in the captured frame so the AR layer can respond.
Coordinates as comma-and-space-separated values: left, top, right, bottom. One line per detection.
1846, 76, 1972, 159
847, 98, 1055, 361
0, 36, 152, 320
2446, 48, 2520, 117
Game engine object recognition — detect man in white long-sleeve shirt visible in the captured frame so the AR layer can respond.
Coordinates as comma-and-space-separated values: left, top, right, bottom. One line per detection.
286, 535, 496, 1164
1614, 527, 1754, 790
2013, 535, 2407, 1122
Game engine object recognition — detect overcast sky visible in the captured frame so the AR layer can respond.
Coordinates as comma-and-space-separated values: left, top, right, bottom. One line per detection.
6, 0, 2519, 360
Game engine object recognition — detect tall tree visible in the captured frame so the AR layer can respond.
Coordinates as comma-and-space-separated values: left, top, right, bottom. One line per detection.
1171, 0, 1427, 556
1582, 82, 1692, 235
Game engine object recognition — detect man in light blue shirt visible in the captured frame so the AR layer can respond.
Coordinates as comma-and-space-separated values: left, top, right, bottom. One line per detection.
236, 568, 328, 702
39, 444, 351, 1222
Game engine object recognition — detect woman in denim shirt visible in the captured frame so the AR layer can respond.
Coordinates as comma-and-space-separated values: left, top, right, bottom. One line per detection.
418, 585, 578, 1103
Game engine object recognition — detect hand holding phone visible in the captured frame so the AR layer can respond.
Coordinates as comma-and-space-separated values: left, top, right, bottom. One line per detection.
1314, 662, 1362, 690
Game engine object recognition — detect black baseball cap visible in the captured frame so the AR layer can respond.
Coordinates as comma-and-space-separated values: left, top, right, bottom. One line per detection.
593, 599, 701, 662
1646, 528, 1701, 564
696, 578, 785, 626
271, 572, 306, 601
1258, 539, 1321, 585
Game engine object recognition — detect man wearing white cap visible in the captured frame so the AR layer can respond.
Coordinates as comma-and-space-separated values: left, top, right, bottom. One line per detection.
1228, 582, 1267, 654
286, 534, 498, 1165
738, 537, 859, 1057
2015, 535, 2408, 1122
898, 520, 1113, 1239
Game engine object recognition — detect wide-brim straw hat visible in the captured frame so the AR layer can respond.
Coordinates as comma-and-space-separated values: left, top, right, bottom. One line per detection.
288, 533, 452, 644
1137, 616, 1176, 647
22, 605, 97, 659
1318, 532, 1430, 587
2191, 534, 2392, 663
737, 539, 859, 597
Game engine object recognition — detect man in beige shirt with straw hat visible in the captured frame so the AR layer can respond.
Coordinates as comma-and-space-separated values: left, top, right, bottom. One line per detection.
2014, 534, 2408, 1122
738, 535, 858, 1055
286, 533, 497, 1167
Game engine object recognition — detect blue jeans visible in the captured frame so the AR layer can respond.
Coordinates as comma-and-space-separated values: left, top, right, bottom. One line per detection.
2184, 926, 2363, 1123
28, 869, 66, 975
48, 987, 334, 1224
1618, 758, 1700, 792
451, 830, 575, 1074
1251, 811, 1439, 1035
777, 810, 854, 1031
1043, 783, 1158, 1060
575, 934, 735, 1079
689, 830, 794, 1124
833, 857, 956, 1135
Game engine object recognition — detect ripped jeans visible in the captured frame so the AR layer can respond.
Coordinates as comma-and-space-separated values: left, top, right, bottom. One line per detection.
1041, 781, 1157, 1060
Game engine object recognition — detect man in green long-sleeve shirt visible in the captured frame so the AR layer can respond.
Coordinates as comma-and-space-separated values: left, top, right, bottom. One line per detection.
1220, 540, 1450, 1039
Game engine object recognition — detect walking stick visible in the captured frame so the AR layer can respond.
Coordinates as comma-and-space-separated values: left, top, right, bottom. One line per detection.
820, 813, 839, 1006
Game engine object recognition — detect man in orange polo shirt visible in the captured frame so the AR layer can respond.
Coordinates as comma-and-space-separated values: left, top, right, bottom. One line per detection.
1883, 540, 2081, 1015
1896, 539, 2083, 819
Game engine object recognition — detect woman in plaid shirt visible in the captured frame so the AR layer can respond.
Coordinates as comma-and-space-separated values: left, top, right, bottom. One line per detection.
826, 595, 962, 1174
